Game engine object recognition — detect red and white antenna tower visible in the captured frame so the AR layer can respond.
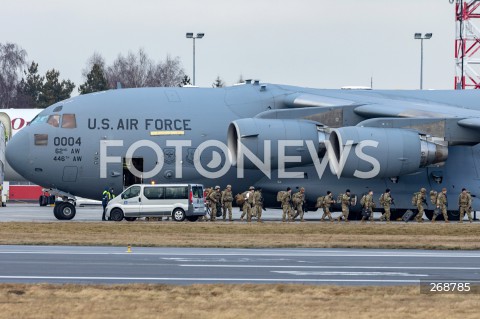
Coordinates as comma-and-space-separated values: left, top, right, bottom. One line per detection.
454, 0, 480, 89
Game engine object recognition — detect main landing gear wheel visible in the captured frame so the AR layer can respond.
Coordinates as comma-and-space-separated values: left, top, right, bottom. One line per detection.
53, 202, 76, 220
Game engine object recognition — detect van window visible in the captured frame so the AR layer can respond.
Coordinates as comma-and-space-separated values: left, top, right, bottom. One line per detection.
123, 186, 140, 199
192, 186, 203, 198
144, 187, 164, 200
165, 186, 188, 199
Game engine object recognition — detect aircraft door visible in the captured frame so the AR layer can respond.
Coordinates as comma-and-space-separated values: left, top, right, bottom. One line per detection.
120, 185, 142, 216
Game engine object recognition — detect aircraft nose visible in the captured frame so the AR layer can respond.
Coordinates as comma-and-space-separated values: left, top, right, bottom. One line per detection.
6, 130, 31, 179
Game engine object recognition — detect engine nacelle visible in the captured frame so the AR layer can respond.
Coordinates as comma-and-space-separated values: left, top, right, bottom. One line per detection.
327, 127, 448, 178
228, 118, 327, 169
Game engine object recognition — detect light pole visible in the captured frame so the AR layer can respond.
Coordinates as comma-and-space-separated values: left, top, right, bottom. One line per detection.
414, 32, 433, 90
186, 32, 204, 86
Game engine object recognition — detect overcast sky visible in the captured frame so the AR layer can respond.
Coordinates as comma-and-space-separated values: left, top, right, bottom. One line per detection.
1, 0, 455, 92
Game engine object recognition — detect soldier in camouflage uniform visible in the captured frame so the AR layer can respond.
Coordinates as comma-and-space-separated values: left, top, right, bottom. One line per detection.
221, 185, 233, 221
208, 186, 222, 222
414, 188, 427, 223
241, 186, 255, 222
281, 187, 293, 222
337, 189, 351, 222
253, 188, 264, 223
379, 188, 393, 223
321, 191, 334, 222
433, 188, 449, 223
360, 190, 375, 223
292, 187, 306, 222
458, 188, 473, 223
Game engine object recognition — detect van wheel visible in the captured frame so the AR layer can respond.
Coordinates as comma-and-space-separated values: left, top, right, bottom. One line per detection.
125, 217, 137, 222
110, 208, 124, 222
173, 209, 186, 222
186, 216, 199, 222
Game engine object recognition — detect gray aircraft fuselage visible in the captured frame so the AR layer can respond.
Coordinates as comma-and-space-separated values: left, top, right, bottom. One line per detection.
7, 82, 480, 220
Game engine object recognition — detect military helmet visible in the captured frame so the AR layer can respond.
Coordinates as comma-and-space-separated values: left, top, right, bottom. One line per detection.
215, 185, 220, 190
249, 186, 255, 190
227, 185, 232, 188
420, 188, 426, 193
300, 187, 305, 191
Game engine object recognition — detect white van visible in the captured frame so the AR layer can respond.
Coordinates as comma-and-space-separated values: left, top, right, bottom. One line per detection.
105, 184, 206, 222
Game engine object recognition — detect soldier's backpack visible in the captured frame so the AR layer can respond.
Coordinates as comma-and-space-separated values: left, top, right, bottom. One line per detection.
429, 190, 438, 206
205, 188, 213, 198
277, 191, 286, 202
292, 192, 302, 205
411, 192, 420, 206
315, 196, 325, 208
235, 193, 245, 206
379, 193, 386, 206
360, 194, 366, 207
402, 209, 415, 222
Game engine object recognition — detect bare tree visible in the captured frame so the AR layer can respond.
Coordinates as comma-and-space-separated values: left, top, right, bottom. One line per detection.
0, 43, 27, 108
146, 55, 185, 87
106, 48, 153, 88
105, 49, 185, 88
237, 74, 245, 84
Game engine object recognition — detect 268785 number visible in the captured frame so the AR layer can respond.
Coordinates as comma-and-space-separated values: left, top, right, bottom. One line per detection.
429, 282, 470, 292
53, 137, 81, 147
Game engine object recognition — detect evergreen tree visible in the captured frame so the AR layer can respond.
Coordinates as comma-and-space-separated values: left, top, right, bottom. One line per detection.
78, 63, 108, 94
179, 75, 191, 87
38, 69, 75, 108
16, 61, 44, 108
212, 75, 225, 88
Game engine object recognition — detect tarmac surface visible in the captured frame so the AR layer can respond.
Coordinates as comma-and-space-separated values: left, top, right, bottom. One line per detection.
0, 245, 479, 285
1, 204, 479, 286
0, 202, 454, 222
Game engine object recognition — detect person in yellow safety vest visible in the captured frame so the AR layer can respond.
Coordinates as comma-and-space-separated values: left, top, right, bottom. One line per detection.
102, 187, 111, 221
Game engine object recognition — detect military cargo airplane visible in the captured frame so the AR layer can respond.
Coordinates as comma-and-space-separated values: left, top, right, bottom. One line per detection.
6, 81, 480, 220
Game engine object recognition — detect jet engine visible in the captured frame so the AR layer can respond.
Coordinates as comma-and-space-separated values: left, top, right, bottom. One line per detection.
327, 127, 448, 178
227, 118, 327, 169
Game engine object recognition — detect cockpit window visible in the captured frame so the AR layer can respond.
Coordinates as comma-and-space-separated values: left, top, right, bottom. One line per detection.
30, 114, 49, 125
34, 134, 48, 146
47, 115, 60, 127
53, 105, 63, 112
61, 114, 76, 128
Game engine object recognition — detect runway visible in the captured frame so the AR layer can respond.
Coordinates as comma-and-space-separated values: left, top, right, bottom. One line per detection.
0, 245, 479, 285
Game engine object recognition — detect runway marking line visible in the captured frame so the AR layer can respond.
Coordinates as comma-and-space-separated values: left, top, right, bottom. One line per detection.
179, 265, 480, 270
